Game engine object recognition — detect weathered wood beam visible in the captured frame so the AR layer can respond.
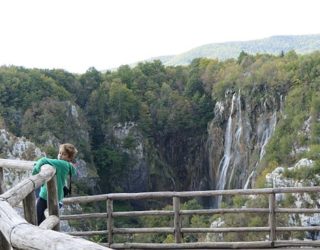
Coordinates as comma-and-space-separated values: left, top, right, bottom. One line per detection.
22, 190, 37, 225
173, 196, 181, 243
62, 185, 320, 204
269, 192, 276, 243
68, 226, 271, 236
11, 223, 113, 250
109, 241, 273, 249
107, 199, 113, 246
0, 165, 56, 207
275, 240, 320, 247
0, 166, 6, 193
0, 199, 113, 250
39, 215, 60, 230
47, 172, 59, 231
0, 167, 11, 250
60, 210, 173, 220
0, 159, 34, 171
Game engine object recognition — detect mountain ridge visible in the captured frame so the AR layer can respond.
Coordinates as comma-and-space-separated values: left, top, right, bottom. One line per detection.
143, 33, 320, 66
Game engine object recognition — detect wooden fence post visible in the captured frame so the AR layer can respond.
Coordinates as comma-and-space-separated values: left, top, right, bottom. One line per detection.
107, 199, 113, 246
173, 196, 182, 243
0, 167, 11, 250
269, 192, 276, 245
0, 167, 5, 194
23, 190, 37, 225
47, 175, 60, 231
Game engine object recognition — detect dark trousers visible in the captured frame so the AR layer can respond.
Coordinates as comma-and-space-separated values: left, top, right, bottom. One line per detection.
36, 196, 63, 225
36, 197, 47, 225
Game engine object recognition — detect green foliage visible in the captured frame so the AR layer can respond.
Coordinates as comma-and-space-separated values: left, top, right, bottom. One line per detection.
78, 67, 102, 108
0, 66, 71, 134
93, 145, 129, 193
3, 51, 320, 235
133, 199, 209, 243
264, 82, 315, 165
283, 161, 320, 185
108, 81, 140, 122
159, 34, 320, 66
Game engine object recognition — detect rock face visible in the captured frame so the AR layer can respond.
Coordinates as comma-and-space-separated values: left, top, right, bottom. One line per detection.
207, 89, 281, 195
265, 158, 320, 238
112, 122, 149, 193
0, 129, 44, 160
266, 158, 319, 206
108, 88, 284, 199
208, 158, 320, 241
0, 129, 45, 189
112, 122, 211, 194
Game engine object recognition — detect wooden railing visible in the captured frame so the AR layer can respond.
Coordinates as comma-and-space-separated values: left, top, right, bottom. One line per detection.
61, 187, 320, 249
0, 159, 112, 250
1, 159, 320, 249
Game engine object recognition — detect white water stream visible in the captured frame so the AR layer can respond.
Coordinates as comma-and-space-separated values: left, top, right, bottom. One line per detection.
217, 94, 236, 192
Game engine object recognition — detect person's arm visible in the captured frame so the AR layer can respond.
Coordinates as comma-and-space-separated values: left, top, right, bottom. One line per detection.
31, 157, 48, 175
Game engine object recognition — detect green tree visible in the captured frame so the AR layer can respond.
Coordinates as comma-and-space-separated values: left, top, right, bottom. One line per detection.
108, 82, 140, 122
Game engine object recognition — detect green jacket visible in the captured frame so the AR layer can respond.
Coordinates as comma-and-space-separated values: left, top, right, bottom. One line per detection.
32, 157, 76, 202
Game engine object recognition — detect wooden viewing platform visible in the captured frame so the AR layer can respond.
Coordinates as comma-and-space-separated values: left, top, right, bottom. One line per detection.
1, 159, 320, 249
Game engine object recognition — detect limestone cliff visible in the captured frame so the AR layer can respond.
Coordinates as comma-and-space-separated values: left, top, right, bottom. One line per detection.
207, 88, 282, 192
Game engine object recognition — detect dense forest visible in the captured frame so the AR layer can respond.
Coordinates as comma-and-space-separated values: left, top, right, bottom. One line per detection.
1, 50, 320, 194
1, 49, 320, 243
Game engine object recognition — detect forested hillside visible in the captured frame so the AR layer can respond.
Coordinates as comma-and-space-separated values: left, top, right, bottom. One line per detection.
1, 50, 320, 200
150, 34, 320, 66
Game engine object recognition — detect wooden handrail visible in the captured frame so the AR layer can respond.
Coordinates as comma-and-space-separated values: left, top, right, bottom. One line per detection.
60, 187, 320, 249
0, 159, 34, 171
0, 164, 56, 206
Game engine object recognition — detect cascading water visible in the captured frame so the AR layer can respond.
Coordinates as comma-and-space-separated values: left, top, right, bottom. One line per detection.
243, 111, 277, 189
216, 94, 237, 205
209, 90, 281, 206
234, 92, 242, 145
259, 112, 277, 160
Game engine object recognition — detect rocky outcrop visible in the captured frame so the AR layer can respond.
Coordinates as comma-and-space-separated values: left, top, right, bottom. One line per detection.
112, 122, 149, 193
0, 129, 45, 189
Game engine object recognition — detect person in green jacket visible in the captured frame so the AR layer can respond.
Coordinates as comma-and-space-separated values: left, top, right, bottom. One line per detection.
32, 143, 78, 225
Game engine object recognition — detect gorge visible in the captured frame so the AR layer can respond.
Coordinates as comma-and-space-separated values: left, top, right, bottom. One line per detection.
0, 51, 319, 210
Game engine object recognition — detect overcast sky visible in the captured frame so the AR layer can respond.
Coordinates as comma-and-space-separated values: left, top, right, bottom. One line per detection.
0, 0, 319, 73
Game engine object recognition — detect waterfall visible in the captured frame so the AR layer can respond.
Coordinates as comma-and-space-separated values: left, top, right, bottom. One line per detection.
216, 94, 236, 192
235, 91, 242, 145
244, 111, 277, 189
259, 112, 277, 160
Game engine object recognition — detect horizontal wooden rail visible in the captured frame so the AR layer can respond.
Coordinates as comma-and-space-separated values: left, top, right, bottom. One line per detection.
68, 226, 271, 236
62, 186, 320, 205
117, 228, 173, 234
276, 208, 320, 213
275, 240, 320, 247
277, 226, 320, 231
68, 225, 320, 237
0, 159, 34, 171
180, 208, 269, 215
108, 241, 274, 249
61, 210, 174, 220
69, 230, 108, 236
